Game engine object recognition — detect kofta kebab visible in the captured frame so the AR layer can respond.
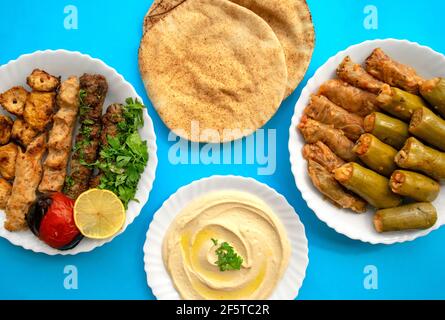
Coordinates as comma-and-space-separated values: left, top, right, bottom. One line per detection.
299, 48, 445, 233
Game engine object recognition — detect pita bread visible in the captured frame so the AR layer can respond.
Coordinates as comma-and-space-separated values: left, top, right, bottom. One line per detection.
144, 0, 314, 98
229, 0, 314, 97
143, 0, 186, 30
139, 0, 288, 143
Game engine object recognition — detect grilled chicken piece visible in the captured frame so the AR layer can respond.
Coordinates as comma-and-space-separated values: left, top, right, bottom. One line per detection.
89, 104, 124, 188
0, 178, 12, 210
11, 118, 39, 147
64, 74, 108, 199
0, 86, 28, 116
23, 91, 56, 132
5, 134, 46, 231
0, 115, 13, 145
26, 69, 60, 92
0, 143, 18, 180
39, 76, 80, 193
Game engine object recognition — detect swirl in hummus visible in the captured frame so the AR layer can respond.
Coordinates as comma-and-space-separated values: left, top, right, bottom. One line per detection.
162, 191, 291, 300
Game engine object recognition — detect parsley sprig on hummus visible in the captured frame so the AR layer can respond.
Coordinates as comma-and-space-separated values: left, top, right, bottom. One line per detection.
212, 239, 243, 271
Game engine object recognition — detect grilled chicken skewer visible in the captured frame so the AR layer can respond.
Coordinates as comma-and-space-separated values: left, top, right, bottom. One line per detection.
0, 178, 12, 210
5, 134, 46, 231
64, 74, 108, 200
39, 76, 80, 193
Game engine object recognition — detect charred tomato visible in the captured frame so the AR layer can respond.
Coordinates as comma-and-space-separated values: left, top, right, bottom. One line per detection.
27, 192, 83, 250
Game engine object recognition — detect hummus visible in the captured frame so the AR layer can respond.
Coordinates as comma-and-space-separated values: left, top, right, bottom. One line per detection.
163, 191, 291, 300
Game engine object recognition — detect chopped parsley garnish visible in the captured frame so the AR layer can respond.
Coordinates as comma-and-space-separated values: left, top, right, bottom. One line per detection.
79, 89, 89, 117
81, 125, 93, 137
212, 239, 243, 272
65, 176, 74, 188
79, 89, 87, 101
94, 98, 148, 208
83, 119, 94, 125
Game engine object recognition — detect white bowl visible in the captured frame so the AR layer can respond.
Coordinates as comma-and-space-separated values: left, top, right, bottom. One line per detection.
143, 175, 308, 300
0, 50, 158, 255
289, 39, 445, 245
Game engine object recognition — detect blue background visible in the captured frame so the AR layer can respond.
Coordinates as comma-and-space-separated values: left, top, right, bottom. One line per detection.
1, 0, 444, 300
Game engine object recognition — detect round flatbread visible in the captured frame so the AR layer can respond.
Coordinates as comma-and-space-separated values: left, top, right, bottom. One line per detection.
144, 0, 314, 98
139, 0, 288, 143
229, 0, 314, 97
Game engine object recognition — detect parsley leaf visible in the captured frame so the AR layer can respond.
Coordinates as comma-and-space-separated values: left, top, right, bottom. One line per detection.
212, 240, 243, 272
79, 89, 87, 102
65, 176, 74, 188
79, 89, 89, 117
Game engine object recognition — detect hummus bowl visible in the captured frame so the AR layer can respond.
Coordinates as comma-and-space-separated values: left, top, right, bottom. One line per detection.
289, 39, 445, 244
144, 175, 308, 300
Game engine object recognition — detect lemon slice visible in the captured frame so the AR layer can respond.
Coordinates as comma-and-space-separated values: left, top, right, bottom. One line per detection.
74, 189, 126, 239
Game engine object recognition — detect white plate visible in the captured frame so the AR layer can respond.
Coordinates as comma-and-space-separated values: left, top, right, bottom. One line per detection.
0, 50, 158, 255
144, 175, 308, 300
289, 39, 445, 245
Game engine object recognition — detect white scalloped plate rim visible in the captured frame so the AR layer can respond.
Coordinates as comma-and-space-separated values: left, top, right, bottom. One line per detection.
0, 49, 158, 255
143, 175, 309, 300
289, 39, 445, 245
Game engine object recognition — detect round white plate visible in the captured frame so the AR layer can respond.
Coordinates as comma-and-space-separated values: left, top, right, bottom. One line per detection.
289, 39, 445, 245
0, 50, 158, 255
144, 175, 308, 300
